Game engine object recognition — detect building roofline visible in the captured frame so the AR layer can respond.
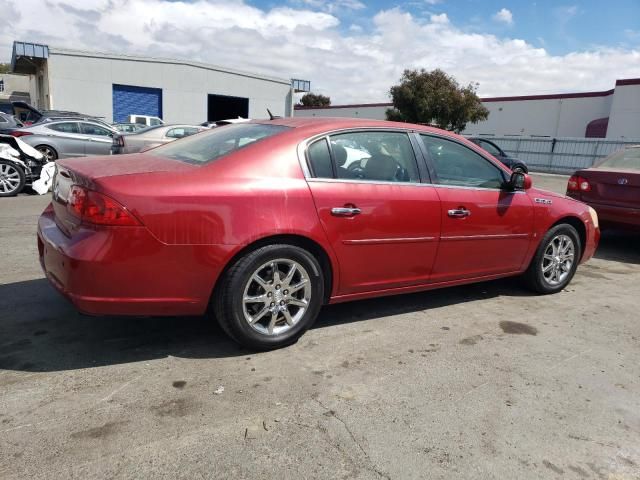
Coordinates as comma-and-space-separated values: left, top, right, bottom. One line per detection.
44, 45, 291, 86
295, 77, 640, 110
480, 89, 615, 102
295, 102, 393, 110
615, 78, 640, 86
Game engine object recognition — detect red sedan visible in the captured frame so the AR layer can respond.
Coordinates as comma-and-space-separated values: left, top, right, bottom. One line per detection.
566, 146, 640, 231
38, 118, 599, 349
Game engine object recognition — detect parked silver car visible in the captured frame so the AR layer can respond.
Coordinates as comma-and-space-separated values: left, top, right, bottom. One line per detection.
112, 124, 205, 154
12, 120, 118, 161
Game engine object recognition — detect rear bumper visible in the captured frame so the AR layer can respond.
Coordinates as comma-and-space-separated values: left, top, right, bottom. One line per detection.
38, 209, 234, 316
586, 201, 640, 230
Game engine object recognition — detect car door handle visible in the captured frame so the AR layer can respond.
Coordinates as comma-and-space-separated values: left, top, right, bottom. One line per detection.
331, 207, 362, 217
448, 208, 471, 218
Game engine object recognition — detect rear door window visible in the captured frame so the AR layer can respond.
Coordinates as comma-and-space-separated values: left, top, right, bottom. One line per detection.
332, 131, 420, 183
477, 140, 502, 157
166, 127, 200, 139
47, 122, 80, 134
80, 123, 112, 136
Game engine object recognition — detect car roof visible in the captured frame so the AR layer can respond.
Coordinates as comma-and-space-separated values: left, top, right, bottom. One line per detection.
252, 116, 459, 140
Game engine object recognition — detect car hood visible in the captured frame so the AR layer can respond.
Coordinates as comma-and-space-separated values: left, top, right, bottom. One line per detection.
57, 153, 195, 179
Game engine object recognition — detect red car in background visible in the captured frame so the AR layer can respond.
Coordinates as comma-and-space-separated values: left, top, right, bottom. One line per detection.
567, 146, 640, 230
38, 118, 599, 350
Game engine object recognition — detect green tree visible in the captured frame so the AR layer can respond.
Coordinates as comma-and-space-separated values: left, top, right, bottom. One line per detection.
386, 69, 489, 133
298, 92, 331, 107
0, 63, 11, 74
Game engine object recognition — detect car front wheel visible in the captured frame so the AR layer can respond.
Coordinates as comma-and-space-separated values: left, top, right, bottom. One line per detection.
214, 244, 325, 350
524, 224, 581, 294
0, 160, 26, 197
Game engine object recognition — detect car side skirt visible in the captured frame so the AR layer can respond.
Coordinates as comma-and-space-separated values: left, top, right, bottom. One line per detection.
327, 269, 524, 304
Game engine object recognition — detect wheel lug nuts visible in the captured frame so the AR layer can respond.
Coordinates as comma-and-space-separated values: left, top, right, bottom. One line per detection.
283, 290, 288, 295
280, 300, 285, 306
270, 302, 275, 307
275, 285, 280, 290
267, 292, 272, 297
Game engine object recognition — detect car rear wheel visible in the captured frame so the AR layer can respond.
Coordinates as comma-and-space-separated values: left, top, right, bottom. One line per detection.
512, 164, 527, 174
214, 244, 324, 350
36, 145, 58, 162
524, 224, 581, 294
0, 160, 26, 197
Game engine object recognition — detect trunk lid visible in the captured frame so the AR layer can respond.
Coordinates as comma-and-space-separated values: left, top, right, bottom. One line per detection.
51, 153, 195, 234
579, 168, 640, 209
57, 153, 193, 179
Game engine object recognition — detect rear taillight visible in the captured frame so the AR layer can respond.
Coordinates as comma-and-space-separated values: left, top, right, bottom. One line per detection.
11, 131, 33, 137
567, 175, 592, 192
67, 185, 140, 226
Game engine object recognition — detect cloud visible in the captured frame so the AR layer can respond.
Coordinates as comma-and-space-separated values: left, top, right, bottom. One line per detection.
1, 1, 638, 105
492, 8, 513, 25
424, 0, 442, 4
430, 13, 449, 24
296, 0, 365, 13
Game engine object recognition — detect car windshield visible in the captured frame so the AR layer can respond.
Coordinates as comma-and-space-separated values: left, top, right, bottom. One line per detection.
150, 123, 290, 164
594, 147, 640, 171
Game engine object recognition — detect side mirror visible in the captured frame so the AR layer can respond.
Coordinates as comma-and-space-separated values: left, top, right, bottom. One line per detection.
508, 171, 532, 191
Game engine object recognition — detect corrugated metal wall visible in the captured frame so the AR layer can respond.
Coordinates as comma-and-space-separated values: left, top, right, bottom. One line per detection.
477, 136, 640, 174
112, 84, 163, 123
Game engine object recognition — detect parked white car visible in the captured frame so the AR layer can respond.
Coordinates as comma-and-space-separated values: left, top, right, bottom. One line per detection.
127, 115, 164, 127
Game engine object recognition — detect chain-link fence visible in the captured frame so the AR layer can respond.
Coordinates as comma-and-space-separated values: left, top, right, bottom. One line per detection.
481, 137, 640, 174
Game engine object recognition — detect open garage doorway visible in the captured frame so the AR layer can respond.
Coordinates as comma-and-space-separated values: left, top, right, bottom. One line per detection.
207, 94, 249, 122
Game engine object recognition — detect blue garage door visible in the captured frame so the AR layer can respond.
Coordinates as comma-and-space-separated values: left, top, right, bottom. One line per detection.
112, 84, 163, 123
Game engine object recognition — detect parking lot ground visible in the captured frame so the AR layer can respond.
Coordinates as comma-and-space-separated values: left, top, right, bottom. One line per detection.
1, 174, 639, 479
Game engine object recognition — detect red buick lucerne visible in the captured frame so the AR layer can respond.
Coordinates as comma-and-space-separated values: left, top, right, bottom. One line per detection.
38, 118, 599, 349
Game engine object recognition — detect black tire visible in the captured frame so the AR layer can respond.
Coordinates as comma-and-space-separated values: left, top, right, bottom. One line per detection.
35, 145, 58, 162
524, 224, 581, 294
213, 244, 325, 350
0, 160, 26, 197
512, 164, 528, 174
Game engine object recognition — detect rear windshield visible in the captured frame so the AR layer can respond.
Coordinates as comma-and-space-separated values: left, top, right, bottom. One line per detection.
595, 147, 640, 171
150, 123, 290, 164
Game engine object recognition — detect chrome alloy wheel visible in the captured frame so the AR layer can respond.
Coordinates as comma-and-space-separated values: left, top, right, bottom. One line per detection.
0, 163, 22, 194
242, 259, 312, 336
541, 234, 575, 286
37, 146, 56, 162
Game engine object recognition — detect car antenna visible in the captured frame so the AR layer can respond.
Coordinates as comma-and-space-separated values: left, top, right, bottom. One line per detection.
267, 109, 281, 120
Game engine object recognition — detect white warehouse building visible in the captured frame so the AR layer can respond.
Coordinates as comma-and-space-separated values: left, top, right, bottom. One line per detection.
295, 78, 640, 140
10, 41, 308, 123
